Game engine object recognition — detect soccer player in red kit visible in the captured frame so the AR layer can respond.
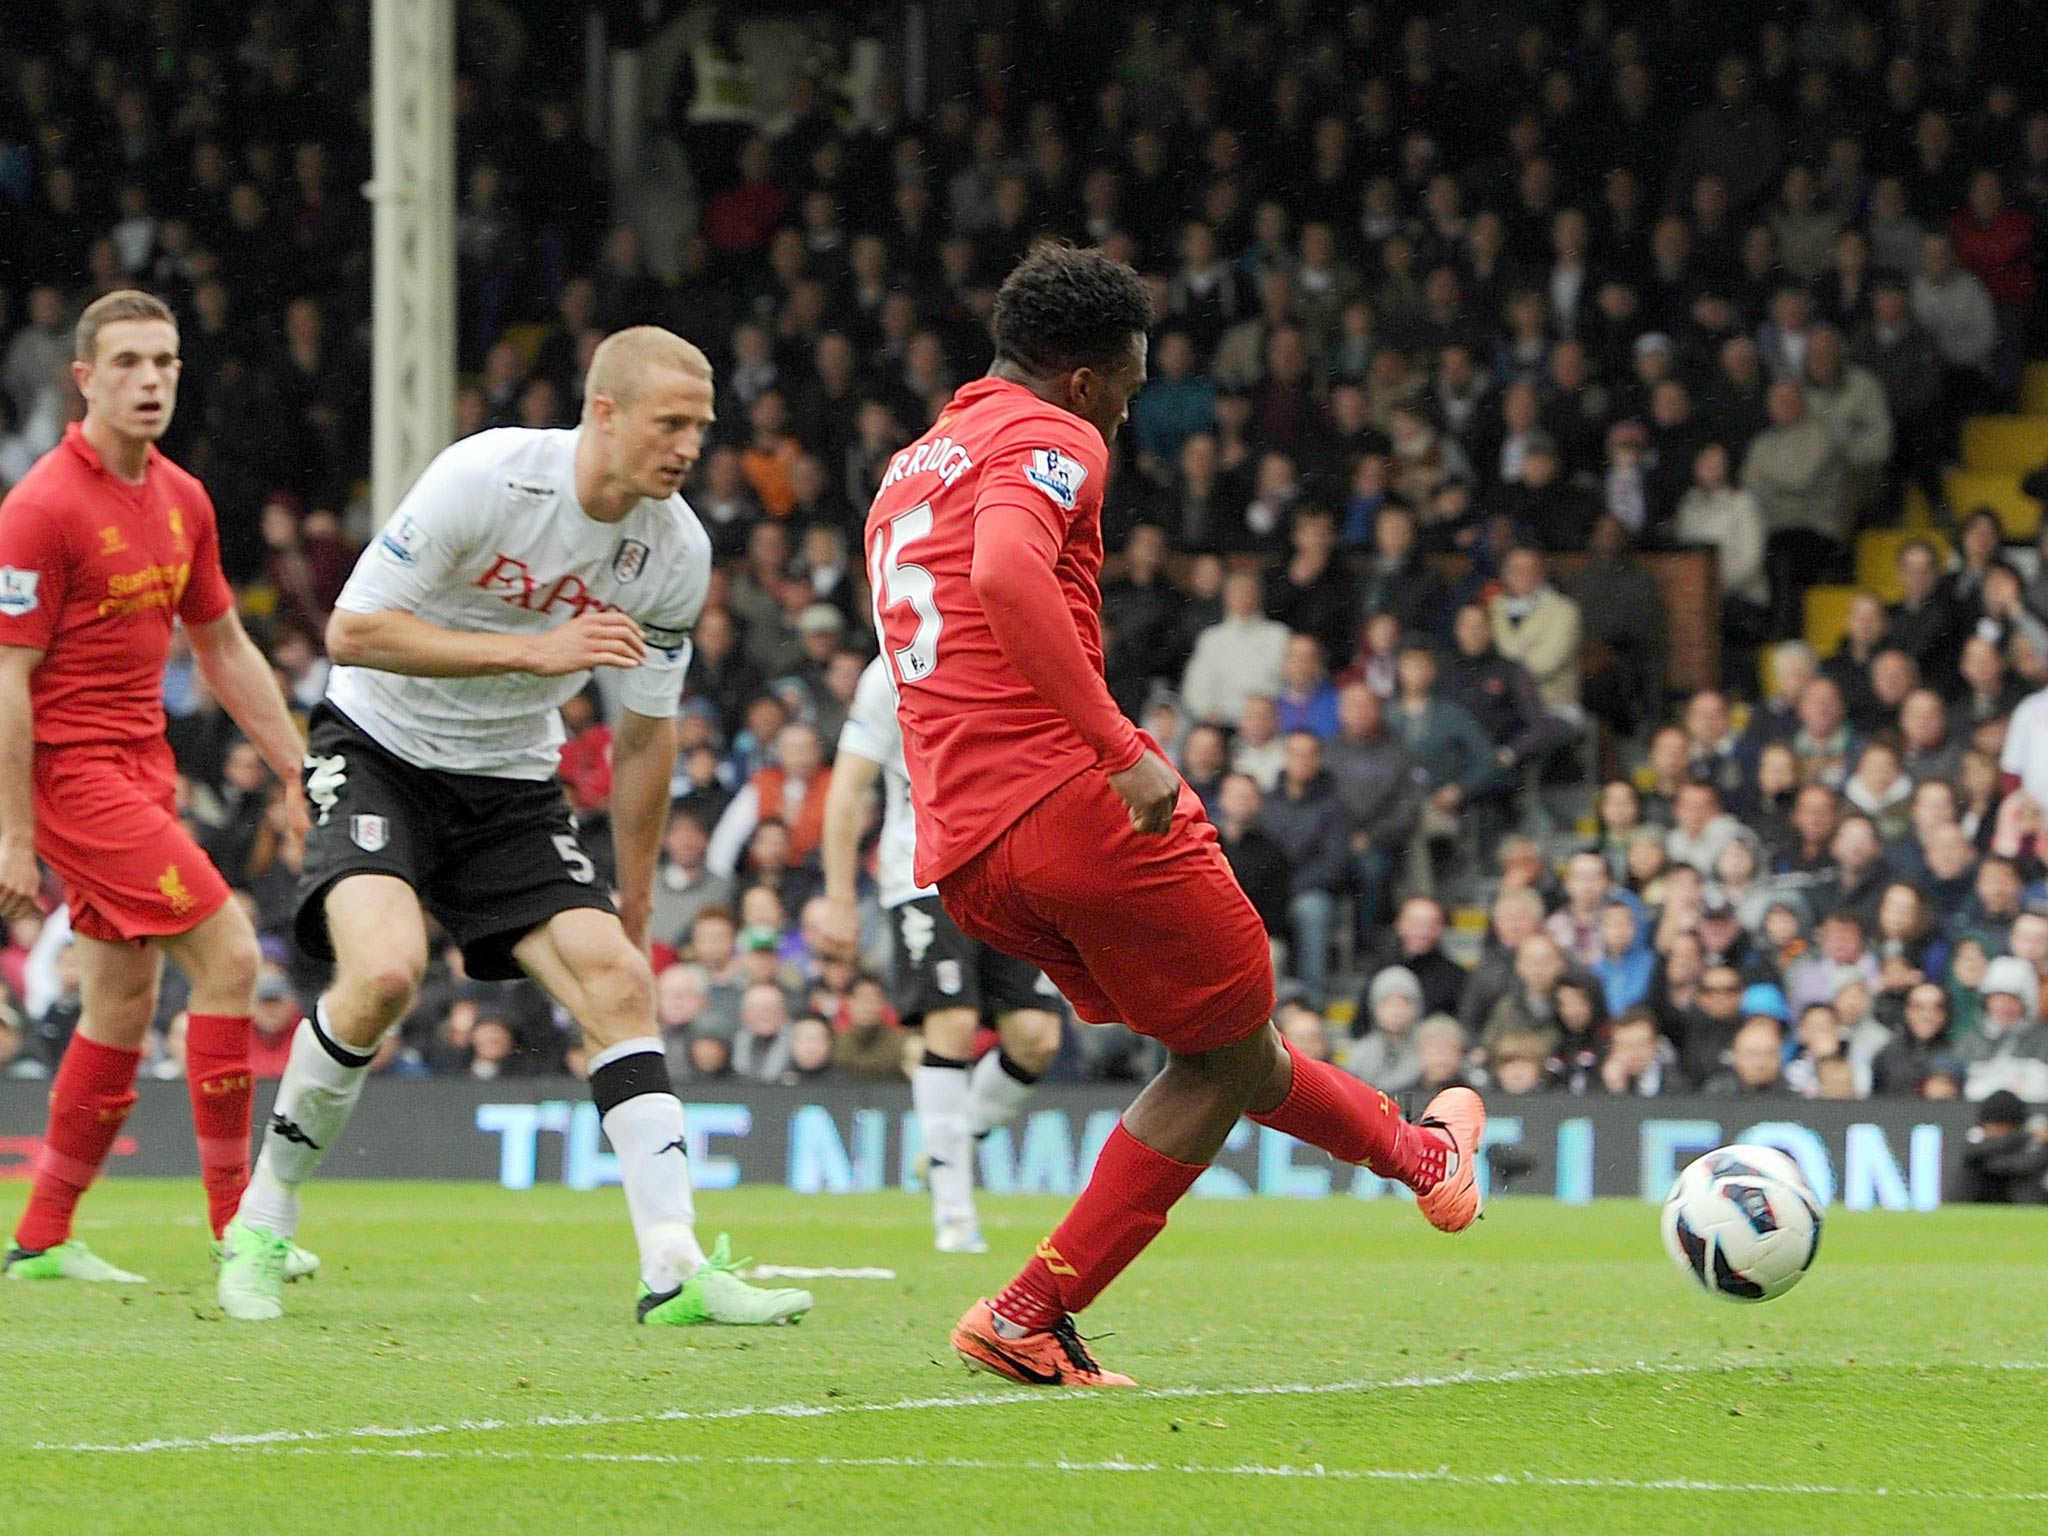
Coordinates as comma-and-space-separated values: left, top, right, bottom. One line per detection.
867, 245, 1486, 1387
0, 290, 311, 1285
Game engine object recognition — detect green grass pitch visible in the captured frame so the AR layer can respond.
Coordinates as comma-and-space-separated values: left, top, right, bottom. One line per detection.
6, 1182, 2045, 1534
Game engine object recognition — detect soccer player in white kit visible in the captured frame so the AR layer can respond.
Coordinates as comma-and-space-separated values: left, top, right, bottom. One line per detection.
217, 328, 811, 1327
821, 656, 1060, 1253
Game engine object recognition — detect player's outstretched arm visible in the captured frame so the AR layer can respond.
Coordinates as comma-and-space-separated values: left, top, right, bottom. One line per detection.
325, 607, 648, 678
819, 748, 883, 959
609, 707, 678, 954
188, 611, 313, 841
970, 503, 1177, 833
0, 645, 43, 920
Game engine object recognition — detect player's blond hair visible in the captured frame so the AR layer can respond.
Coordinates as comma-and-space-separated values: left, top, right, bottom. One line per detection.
75, 289, 177, 364
582, 326, 713, 415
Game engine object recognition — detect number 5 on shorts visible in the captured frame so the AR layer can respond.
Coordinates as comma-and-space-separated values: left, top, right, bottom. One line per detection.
553, 833, 596, 884
871, 501, 942, 685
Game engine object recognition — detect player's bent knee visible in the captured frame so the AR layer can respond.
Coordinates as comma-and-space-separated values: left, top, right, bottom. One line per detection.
575, 947, 656, 1045
922, 1006, 980, 1059
1001, 1008, 1062, 1070
339, 957, 425, 1026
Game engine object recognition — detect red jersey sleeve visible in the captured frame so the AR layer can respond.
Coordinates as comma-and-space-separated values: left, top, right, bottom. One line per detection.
969, 425, 1142, 773
175, 484, 235, 628
0, 490, 72, 652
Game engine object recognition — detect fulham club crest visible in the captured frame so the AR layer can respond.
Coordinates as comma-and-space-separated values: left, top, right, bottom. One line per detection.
350, 815, 390, 852
612, 539, 650, 583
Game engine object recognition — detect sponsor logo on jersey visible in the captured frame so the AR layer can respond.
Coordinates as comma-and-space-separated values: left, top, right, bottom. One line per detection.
612, 539, 650, 583
0, 567, 39, 616
378, 515, 423, 564
158, 863, 196, 916
475, 553, 621, 619
350, 814, 390, 852
98, 560, 192, 619
1023, 447, 1086, 511
98, 525, 130, 555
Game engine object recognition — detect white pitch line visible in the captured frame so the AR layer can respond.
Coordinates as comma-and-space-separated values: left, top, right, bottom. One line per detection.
201, 1443, 2048, 1503
34, 1360, 2048, 1458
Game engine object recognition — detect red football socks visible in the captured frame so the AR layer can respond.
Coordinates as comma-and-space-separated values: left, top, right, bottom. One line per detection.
993, 1122, 1205, 1333
13, 1035, 142, 1253
1250, 1039, 1449, 1192
184, 1013, 253, 1239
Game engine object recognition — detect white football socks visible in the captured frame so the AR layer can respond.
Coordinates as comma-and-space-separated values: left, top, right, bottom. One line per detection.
590, 1037, 706, 1294
240, 1000, 373, 1239
914, 1053, 976, 1230
967, 1047, 1040, 1138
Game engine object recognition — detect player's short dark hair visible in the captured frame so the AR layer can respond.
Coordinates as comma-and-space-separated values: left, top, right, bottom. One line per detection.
76, 288, 176, 363
991, 244, 1151, 377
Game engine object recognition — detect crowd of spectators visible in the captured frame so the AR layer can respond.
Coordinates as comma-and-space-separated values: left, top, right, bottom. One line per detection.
2, 3, 2048, 1154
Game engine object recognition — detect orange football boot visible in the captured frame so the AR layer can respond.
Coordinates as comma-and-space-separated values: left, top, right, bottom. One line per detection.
1414, 1085, 1486, 1233
951, 1298, 1136, 1387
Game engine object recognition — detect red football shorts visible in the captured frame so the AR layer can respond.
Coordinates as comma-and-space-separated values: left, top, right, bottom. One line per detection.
34, 740, 231, 945
940, 768, 1276, 1055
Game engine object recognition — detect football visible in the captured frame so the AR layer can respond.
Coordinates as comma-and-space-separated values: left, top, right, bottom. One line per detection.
1660, 1146, 1823, 1302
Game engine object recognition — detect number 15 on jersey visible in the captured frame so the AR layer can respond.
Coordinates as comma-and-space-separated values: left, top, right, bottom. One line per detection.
870, 501, 942, 686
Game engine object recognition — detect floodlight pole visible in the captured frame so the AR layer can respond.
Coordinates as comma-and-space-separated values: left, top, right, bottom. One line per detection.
366, 0, 456, 527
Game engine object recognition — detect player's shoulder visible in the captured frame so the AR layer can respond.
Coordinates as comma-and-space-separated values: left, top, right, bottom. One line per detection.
147, 447, 217, 510
966, 384, 1105, 462
0, 437, 81, 517
438, 425, 570, 482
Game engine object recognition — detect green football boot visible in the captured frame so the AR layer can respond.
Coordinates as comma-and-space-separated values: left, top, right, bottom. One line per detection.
211, 1232, 320, 1283
3, 1239, 147, 1283
637, 1235, 812, 1326
216, 1218, 292, 1321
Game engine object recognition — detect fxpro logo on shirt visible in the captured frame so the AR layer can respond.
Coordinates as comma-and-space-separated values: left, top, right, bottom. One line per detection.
1024, 448, 1087, 511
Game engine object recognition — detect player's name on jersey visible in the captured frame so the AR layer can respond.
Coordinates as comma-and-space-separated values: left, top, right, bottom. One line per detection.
877, 434, 974, 493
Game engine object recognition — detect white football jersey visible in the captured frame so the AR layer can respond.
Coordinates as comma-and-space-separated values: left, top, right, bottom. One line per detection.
326, 427, 711, 779
836, 656, 934, 909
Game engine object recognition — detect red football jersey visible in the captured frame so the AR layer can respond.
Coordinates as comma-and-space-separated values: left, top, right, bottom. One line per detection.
0, 423, 235, 747
865, 378, 1140, 887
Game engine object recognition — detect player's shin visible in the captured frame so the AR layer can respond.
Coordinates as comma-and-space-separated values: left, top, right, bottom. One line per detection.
239, 1001, 374, 1238
184, 1012, 253, 1240
589, 1037, 706, 1291
1247, 1037, 1451, 1192
914, 1050, 976, 1230
991, 1123, 1205, 1334
967, 1046, 1041, 1138
12, 1036, 142, 1253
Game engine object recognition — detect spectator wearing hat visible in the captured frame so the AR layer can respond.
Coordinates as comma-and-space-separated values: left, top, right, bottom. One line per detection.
1960, 955, 2048, 1103
1345, 966, 1424, 1093
249, 967, 304, 1080
1957, 1090, 2048, 1204
1703, 1014, 1796, 1096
